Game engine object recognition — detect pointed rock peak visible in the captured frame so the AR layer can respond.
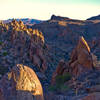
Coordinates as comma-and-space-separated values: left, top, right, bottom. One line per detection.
77, 36, 90, 52
51, 14, 69, 21
69, 36, 93, 77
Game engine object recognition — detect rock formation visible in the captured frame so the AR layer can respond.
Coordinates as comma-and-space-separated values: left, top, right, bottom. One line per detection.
51, 36, 95, 90
0, 64, 44, 100
69, 36, 93, 77
0, 20, 47, 73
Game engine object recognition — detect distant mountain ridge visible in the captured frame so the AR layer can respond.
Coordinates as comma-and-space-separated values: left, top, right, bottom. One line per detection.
2, 14, 100, 25
3, 18, 42, 25
51, 15, 70, 21
87, 14, 100, 20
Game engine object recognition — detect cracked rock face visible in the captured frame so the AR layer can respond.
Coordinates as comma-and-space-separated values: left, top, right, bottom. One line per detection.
0, 64, 44, 100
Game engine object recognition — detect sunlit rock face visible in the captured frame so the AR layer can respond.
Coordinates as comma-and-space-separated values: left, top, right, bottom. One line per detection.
69, 36, 93, 77
0, 64, 44, 100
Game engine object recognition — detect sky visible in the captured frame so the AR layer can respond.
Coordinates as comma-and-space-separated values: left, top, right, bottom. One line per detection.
0, 0, 100, 20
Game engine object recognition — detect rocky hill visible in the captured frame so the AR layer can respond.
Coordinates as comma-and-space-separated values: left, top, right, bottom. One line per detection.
87, 14, 100, 20
0, 20, 47, 75
31, 15, 100, 61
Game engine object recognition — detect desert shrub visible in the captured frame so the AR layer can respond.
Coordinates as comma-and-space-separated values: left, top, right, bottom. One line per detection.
60, 84, 69, 92
56, 72, 71, 84
3, 51, 8, 56
49, 72, 71, 92
0, 41, 2, 45
48, 85, 57, 91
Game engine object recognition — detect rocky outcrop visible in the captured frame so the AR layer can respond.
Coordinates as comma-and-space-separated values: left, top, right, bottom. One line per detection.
29, 35, 47, 72
0, 64, 44, 100
0, 20, 47, 73
51, 36, 94, 84
69, 36, 93, 77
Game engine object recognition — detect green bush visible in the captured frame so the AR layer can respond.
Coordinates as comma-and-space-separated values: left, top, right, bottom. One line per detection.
56, 72, 71, 85
60, 84, 69, 92
48, 85, 57, 91
49, 72, 71, 92
3, 51, 8, 56
48, 83, 70, 92
0, 41, 2, 45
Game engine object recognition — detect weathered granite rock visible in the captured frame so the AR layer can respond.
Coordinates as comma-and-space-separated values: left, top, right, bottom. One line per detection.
69, 36, 93, 77
0, 64, 44, 100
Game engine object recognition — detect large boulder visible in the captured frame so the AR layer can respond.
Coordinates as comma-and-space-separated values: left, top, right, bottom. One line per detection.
69, 36, 93, 77
0, 64, 44, 100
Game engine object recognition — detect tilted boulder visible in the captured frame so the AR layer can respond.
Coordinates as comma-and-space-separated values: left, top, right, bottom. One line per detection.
0, 64, 44, 100
69, 36, 93, 77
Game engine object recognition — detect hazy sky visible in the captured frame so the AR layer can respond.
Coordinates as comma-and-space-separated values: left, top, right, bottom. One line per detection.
0, 0, 100, 20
